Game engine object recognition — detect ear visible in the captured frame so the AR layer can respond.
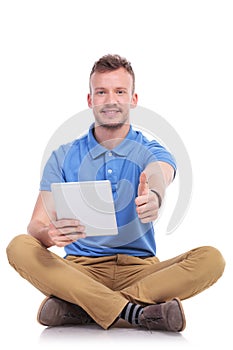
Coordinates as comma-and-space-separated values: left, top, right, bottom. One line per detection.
87, 93, 93, 108
130, 93, 138, 109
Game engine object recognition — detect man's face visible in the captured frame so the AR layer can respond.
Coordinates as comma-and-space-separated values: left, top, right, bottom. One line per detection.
87, 67, 138, 129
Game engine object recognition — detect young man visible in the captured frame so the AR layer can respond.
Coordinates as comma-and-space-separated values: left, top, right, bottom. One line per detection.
6, 54, 225, 332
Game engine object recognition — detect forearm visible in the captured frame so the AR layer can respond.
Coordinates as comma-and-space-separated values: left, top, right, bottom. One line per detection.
145, 161, 175, 204
27, 219, 54, 248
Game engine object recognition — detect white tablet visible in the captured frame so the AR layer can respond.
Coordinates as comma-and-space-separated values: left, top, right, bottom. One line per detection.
51, 180, 118, 236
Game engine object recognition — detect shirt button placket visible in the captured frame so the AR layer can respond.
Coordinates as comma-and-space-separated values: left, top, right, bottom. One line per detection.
106, 151, 114, 178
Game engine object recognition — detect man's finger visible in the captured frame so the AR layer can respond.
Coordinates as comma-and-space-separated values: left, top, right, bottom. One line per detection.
135, 194, 149, 206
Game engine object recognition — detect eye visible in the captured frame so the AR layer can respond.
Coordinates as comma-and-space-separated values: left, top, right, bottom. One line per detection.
116, 90, 125, 95
96, 90, 105, 95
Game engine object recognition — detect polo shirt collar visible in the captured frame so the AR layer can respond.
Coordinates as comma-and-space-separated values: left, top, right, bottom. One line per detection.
88, 124, 137, 159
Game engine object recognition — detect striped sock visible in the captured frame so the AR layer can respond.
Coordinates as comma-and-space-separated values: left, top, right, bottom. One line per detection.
120, 303, 143, 325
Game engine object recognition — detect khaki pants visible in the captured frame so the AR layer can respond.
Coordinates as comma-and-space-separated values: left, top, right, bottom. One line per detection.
6, 234, 225, 330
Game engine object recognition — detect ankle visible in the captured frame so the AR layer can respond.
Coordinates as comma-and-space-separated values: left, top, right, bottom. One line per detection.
120, 302, 143, 326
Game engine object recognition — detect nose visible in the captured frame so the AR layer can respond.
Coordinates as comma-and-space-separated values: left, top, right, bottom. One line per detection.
104, 91, 118, 105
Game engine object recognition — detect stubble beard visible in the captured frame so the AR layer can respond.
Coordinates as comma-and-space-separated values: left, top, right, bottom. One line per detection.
94, 111, 130, 130
93, 103, 130, 130
99, 121, 126, 130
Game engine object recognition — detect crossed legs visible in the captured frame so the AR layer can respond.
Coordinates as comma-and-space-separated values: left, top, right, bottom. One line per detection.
6, 234, 225, 329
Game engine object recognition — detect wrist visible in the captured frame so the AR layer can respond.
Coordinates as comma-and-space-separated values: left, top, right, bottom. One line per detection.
150, 189, 162, 208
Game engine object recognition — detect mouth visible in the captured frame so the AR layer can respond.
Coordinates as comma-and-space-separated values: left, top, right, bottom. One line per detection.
101, 109, 121, 115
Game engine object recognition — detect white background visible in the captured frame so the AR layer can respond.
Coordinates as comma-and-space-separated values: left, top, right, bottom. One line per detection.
1, 1, 232, 349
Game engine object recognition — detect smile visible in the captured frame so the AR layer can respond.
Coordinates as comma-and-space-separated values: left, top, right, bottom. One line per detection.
102, 109, 120, 113
101, 109, 120, 115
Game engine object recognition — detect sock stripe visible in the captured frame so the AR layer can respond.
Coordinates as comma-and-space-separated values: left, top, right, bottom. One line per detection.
128, 304, 136, 323
120, 303, 128, 319
132, 305, 142, 325
124, 303, 134, 322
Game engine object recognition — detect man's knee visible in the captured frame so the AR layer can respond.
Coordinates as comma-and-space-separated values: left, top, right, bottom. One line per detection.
201, 245, 225, 280
6, 234, 38, 269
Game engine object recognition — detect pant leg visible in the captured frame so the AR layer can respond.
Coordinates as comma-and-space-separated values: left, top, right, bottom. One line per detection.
117, 246, 225, 304
6, 234, 128, 329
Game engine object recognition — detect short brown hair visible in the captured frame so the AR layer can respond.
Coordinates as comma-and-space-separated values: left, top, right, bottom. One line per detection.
89, 54, 135, 93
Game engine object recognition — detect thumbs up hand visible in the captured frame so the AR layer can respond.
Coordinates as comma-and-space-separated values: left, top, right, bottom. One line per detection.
135, 172, 160, 223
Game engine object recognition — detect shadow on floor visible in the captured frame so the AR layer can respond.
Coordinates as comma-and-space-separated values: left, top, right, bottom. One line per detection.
39, 320, 189, 348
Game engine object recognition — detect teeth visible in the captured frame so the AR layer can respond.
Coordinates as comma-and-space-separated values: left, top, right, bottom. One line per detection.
103, 110, 118, 113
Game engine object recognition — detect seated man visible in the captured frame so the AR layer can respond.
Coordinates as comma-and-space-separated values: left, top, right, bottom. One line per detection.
6, 54, 225, 332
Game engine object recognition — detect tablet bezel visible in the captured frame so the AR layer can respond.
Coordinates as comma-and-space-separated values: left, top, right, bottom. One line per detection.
51, 180, 118, 236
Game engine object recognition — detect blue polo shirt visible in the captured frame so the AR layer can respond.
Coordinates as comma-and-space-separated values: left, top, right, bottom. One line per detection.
40, 124, 176, 257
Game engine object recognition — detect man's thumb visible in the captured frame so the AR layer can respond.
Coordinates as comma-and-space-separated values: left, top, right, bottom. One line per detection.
138, 172, 148, 196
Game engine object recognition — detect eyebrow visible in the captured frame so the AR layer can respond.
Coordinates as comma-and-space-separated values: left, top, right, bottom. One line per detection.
94, 87, 128, 91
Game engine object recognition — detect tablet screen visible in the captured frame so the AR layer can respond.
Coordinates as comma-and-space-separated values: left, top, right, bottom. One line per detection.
51, 180, 118, 236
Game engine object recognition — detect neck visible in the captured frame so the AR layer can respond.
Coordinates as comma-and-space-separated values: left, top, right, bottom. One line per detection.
93, 123, 130, 149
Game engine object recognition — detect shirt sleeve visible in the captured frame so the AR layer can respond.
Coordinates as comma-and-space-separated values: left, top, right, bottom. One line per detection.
40, 144, 71, 191
146, 140, 177, 171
